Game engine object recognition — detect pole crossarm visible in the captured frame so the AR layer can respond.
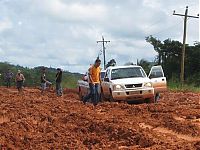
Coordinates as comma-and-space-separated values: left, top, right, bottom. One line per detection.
97, 36, 110, 70
173, 13, 199, 18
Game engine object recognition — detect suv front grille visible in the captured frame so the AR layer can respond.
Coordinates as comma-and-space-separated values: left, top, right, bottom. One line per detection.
125, 84, 142, 88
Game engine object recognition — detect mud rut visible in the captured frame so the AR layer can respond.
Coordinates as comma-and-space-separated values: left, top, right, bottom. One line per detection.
0, 87, 200, 150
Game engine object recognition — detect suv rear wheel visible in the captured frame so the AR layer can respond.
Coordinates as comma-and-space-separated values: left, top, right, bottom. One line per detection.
79, 87, 83, 101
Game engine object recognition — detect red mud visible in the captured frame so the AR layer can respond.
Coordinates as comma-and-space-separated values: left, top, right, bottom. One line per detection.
0, 87, 200, 149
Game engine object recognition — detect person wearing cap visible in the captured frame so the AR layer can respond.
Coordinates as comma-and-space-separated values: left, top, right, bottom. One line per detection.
55, 68, 63, 96
15, 70, 25, 93
83, 58, 101, 106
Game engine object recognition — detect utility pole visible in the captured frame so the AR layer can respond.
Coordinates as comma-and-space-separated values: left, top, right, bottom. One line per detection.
173, 6, 199, 86
97, 36, 110, 70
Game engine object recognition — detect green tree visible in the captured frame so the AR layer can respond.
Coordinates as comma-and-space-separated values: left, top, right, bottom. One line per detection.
137, 59, 152, 74
0, 62, 82, 88
146, 35, 200, 86
146, 35, 163, 65
106, 59, 116, 68
124, 62, 135, 65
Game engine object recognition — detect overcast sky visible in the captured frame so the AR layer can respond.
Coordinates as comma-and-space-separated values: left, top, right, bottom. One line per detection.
0, 0, 199, 73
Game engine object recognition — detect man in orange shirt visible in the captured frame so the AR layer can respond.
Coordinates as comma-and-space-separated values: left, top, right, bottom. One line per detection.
83, 59, 101, 106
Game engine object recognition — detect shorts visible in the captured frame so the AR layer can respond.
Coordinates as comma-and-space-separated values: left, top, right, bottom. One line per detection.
17, 81, 23, 89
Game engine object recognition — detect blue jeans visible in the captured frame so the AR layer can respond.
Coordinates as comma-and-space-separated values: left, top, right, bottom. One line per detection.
56, 82, 62, 96
41, 82, 46, 90
83, 83, 100, 105
6, 78, 11, 88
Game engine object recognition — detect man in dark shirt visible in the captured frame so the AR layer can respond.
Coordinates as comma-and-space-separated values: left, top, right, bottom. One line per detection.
5, 69, 13, 88
55, 68, 62, 96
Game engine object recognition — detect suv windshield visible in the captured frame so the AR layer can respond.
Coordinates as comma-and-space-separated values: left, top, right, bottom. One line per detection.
111, 67, 146, 80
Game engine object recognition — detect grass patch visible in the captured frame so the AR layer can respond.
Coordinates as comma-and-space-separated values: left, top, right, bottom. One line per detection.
62, 75, 80, 89
168, 81, 200, 92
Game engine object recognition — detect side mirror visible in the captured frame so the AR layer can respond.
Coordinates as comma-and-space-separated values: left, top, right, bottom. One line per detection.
104, 77, 109, 82
149, 75, 153, 79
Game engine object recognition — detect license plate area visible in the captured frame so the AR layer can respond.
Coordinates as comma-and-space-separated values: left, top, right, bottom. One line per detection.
126, 91, 142, 95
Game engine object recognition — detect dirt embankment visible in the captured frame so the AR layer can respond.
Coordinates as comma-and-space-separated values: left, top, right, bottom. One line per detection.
0, 87, 200, 149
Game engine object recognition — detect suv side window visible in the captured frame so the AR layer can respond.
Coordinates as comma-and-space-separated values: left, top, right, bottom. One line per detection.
149, 66, 164, 79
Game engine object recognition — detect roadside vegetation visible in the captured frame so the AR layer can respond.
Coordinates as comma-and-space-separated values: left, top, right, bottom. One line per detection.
0, 62, 82, 88
167, 80, 200, 92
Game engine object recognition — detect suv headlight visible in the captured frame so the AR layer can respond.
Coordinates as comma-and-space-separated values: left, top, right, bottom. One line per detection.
144, 82, 152, 87
113, 84, 124, 91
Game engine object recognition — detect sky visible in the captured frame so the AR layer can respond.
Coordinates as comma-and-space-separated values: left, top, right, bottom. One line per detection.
0, 0, 199, 73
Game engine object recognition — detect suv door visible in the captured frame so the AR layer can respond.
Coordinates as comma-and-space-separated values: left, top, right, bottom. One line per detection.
148, 66, 167, 93
101, 69, 110, 98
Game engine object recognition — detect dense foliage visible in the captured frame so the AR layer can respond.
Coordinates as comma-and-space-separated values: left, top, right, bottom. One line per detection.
0, 62, 82, 88
106, 59, 117, 68
146, 36, 200, 86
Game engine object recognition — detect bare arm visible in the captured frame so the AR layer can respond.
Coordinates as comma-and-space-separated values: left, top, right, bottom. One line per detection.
88, 74, 94, 84
22, 74, 25, 81
88, 68, 94, 84
99, 72, 101, 83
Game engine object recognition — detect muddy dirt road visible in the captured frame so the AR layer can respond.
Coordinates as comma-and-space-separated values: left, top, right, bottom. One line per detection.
0, 87, 200, 149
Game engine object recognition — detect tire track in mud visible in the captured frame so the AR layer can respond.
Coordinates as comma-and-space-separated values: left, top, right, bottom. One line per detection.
139, 122, 200, 142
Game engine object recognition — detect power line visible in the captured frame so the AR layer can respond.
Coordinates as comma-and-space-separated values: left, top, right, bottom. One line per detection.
142, 3, 198, 37
151, 20, 182, 36
142, 18, 167, 32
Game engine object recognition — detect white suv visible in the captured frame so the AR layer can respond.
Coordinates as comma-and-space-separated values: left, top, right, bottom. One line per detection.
101, 65, 167, 103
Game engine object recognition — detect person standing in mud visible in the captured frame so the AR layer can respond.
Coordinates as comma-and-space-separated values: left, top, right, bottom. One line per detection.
15, 70, 25, 93
83, 58, 101, 106
41, 68, 47, 94
55, 68, 62, 96
40, 68, 52, 94
5, 69, 13, 88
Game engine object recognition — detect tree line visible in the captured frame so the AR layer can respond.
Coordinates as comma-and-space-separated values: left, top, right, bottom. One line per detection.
146, 36, 200, 86
106, 36, 200, 87
0, 62, 82, 88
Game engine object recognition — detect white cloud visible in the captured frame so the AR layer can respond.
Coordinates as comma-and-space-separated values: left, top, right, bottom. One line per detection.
38, 0, 107, 22
0, 18, 13, 32
0, 0, 199, 73
142, 0, 162, 9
